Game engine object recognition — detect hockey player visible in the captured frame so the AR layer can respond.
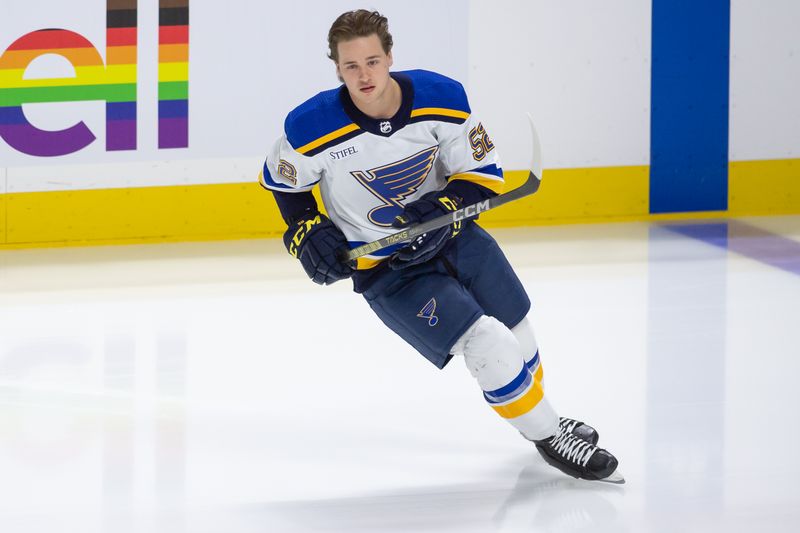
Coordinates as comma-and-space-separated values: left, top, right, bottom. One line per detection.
259, 9, 623, 483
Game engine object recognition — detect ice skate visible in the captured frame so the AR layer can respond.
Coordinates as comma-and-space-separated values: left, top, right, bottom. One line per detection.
534, 426, 625, 484
559, 417, 599, 445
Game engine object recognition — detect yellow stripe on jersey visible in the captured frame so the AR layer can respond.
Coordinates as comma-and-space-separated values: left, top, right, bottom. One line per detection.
491, 363, 545, 419
296, 123, 361, 155
410, 107, 470, 120
356, 256, 387, 269
449, 172, 505, 194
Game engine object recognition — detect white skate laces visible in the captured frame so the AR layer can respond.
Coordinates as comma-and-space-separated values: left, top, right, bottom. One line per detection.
559, 417, 581, 435
549, 427, 597, 467
536, 417, 625, 483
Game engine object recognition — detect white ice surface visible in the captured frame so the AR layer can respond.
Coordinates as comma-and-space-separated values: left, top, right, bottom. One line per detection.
1, 216, 799, 532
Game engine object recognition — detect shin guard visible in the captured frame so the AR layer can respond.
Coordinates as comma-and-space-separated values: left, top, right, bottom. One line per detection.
452, 316, 558, 440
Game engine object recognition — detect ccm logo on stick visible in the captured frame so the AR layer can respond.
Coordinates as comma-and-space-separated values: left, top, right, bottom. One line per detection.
453, 200, 490, 221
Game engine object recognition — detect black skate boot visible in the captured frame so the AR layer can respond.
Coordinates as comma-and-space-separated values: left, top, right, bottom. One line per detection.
559, 417, 599, 445
534, 428, 624, 484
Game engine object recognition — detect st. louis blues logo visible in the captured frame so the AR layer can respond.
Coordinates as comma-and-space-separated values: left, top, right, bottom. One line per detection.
417, 298, 439, 327
351, 146, 439, 226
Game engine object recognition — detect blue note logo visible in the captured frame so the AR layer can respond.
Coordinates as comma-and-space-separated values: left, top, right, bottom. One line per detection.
417, 298, 439, 327
351, 146, 439, 227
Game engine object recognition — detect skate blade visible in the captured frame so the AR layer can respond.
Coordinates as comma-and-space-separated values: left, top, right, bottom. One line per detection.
596, 469, 625, 484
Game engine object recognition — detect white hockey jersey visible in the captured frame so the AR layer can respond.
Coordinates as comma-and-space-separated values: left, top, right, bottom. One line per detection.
259, 69, 504, 269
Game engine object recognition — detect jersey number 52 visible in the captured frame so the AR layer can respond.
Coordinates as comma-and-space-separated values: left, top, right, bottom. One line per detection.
469, 123, 495, 161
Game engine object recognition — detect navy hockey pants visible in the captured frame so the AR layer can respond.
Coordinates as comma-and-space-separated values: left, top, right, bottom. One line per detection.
359, 223, 531, 368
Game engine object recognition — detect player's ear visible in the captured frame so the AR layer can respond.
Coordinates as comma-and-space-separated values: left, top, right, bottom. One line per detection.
335, 64, 343, 83
387, 51, 393, 68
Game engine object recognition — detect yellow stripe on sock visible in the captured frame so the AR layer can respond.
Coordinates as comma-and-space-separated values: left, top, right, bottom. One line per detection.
491, 380, 544, 419
491, 361, 545, 419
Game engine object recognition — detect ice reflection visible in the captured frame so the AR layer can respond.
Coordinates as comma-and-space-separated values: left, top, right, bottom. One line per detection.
647, 225, 727, 527
0, 322, 187, 531
184, 460, 625, 533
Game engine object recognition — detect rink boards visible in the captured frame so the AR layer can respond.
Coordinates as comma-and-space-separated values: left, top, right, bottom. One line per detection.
0, 159, 798, 248
1, 1, 798, 248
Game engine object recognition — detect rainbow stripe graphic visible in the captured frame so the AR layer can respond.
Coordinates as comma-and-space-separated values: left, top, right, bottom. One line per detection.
158, 0, 189, 148
0, 1, 137, 156
106, 0, 138, 151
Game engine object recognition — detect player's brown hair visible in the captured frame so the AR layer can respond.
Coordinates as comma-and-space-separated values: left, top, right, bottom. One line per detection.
327, 9, 393, 63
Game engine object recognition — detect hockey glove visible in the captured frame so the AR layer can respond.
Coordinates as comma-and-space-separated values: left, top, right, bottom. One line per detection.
283, 213, 356, 285
388, 191, 463, 270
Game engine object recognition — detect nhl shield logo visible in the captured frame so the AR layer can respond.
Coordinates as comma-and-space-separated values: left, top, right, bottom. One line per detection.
379, 120, 392, 134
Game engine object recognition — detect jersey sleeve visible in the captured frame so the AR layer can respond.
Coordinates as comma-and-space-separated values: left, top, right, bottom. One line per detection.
436, 104, 505, 196
258, 134, 322, 193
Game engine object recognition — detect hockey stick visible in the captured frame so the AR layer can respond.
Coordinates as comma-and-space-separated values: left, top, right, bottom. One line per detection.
341, 113, 543, 262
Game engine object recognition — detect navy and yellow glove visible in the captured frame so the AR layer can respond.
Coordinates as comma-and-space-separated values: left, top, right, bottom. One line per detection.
283, 213, 355, 285
388, 191, 463, 270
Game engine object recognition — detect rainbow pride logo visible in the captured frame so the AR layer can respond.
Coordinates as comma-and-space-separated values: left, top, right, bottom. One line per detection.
158, 0, 189, 149
0, 0, 189, 157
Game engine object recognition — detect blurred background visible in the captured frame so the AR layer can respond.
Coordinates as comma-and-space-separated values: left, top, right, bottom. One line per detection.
1, 0, 797, 247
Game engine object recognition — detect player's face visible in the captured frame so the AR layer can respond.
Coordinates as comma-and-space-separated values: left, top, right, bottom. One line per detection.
336, 34, 394, 111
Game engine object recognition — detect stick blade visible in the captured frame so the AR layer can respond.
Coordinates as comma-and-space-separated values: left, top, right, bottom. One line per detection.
526, 112, 543, 180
